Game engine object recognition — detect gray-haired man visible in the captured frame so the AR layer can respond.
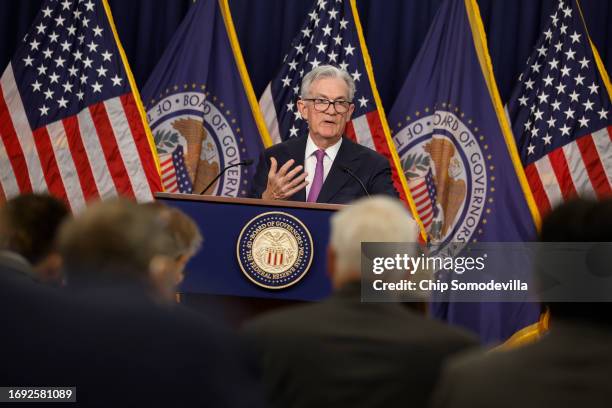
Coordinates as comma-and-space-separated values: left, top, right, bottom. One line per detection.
250, 65, 397, 204
243, 197, 477, 408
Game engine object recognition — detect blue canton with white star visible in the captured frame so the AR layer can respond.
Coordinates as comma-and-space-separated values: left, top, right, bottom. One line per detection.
173, 146, 193, 193
13, 0, 129, 130
507, 0, 611, 166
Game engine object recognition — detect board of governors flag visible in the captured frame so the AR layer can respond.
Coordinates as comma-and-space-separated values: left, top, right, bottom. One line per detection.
141, 0, 269, 197
259, 0, 415, 208
388, 0, 541, 343
507, 0, 612, 217
0, 0, 162, 210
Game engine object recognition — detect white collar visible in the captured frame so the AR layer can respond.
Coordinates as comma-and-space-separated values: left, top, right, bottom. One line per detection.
305, 135, 343, 160
0, 250, 31, 268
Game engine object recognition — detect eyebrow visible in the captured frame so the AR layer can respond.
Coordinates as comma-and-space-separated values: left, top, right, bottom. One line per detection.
310, 94, 350, 101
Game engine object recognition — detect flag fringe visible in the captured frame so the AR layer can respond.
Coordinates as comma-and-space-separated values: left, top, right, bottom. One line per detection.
101, 0, 162, 177
219, 0, 273, 148
349, 0, 428, 241
464, 0, 542, 230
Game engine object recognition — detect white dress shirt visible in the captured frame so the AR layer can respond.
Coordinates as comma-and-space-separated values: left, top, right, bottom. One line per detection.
304, 135, 342, 198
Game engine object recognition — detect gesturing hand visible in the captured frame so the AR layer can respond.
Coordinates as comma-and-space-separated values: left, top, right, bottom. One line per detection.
261, 157, 308, 200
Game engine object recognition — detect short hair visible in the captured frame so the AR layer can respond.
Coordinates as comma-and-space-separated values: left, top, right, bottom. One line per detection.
330, 196, 419, 280
300, 65, 356, 101
143, 202, 203, 258
539, 198, 607, 242
539, 198, 612, 322
0, 194, 69, 264
58, 199, 172, 281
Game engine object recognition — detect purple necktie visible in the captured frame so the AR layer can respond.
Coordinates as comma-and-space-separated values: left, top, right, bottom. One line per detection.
307, 149, 326, 202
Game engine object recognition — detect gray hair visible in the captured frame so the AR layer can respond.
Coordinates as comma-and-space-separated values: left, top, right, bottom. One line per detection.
330, 196, 419, 284
144, 202, 203, 258
300, 65, 356, 101
58, 199, 173, 280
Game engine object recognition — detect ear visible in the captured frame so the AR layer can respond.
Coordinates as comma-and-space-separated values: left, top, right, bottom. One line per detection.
297, 99, 309, 122
148, 255, 169, 283
346, 103, 355, 121
148, 255, 176, 302
174, 254, 191, 284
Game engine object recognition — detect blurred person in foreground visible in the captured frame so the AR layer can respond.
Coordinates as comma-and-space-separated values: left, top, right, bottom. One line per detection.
0, 193, 69, 286
143, 202, 202, 302
243, 196, 477, 408
1, 198, 266, 407
431, 198, 612, 408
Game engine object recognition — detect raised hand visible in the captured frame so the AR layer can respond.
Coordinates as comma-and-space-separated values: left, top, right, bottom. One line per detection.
261, 157, 308, 200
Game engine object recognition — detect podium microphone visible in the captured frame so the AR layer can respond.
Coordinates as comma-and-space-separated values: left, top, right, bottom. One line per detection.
199, 159, 254, 195
340, 165, 370, 197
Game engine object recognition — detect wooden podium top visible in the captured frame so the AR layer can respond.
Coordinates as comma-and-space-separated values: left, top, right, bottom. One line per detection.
155, 192, 346, 211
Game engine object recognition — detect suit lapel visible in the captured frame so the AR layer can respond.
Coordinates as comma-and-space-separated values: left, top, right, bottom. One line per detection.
317, 137, 360, 203
287, 136, 308, 202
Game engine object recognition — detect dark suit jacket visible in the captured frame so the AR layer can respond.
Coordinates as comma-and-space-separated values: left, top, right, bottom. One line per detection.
243, 283, 478, 408
0, 269, 266, 408
431, 320, 612, 408
250, 136, 398, 203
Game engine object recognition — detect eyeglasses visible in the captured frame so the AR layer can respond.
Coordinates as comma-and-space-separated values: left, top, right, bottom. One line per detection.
302, 98, 353, 114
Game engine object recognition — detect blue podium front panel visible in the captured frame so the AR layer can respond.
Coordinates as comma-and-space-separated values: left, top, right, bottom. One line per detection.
157, 194, 339, 301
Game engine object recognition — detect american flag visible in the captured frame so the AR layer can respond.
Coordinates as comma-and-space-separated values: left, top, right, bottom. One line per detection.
259, 0, 411, 203
0, 0, 161, 211
159, 145, 192, 194
408, 168, 439, 230
508, 0, 612, 216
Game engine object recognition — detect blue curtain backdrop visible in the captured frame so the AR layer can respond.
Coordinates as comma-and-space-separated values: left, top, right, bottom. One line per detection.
0, 0, 610, 112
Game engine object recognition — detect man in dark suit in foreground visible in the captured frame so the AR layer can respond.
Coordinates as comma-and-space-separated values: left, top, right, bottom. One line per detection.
243, 196, 477, 408
251, 65, 397, 203
1, 199, 266, 407
431, 199, 612, 408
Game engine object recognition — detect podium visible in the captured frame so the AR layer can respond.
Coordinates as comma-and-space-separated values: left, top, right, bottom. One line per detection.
155, 193, 343, 304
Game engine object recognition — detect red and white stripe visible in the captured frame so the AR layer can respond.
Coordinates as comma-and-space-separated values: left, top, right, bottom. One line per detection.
0, 64, 161, 211
266, 249, 283, 266
345, 111, 408, 203
408, 176, 435, 229
259, 84, 282, 144
159, 153, 179, 193
525, 127, 612, 216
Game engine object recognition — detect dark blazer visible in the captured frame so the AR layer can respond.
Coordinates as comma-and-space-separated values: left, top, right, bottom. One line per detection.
0, 270, 266, 408
431, 320, 612, 408
250, 136, 398, 203
243, 283, 478, 408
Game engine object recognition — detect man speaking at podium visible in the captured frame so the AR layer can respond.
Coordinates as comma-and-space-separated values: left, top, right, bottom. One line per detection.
251, 65, 398, 204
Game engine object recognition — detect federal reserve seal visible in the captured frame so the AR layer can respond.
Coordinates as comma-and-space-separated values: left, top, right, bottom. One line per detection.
394, 109, 492, 251
147, 89, 250, 196
237, 212, 314, 289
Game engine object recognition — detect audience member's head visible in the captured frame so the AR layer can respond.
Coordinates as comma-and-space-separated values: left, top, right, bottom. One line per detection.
143, 202, 203, 300
58, 199, 171, 292
539, 198, 612, 324
328, 196, 419, 289
0, 194, 69, 285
